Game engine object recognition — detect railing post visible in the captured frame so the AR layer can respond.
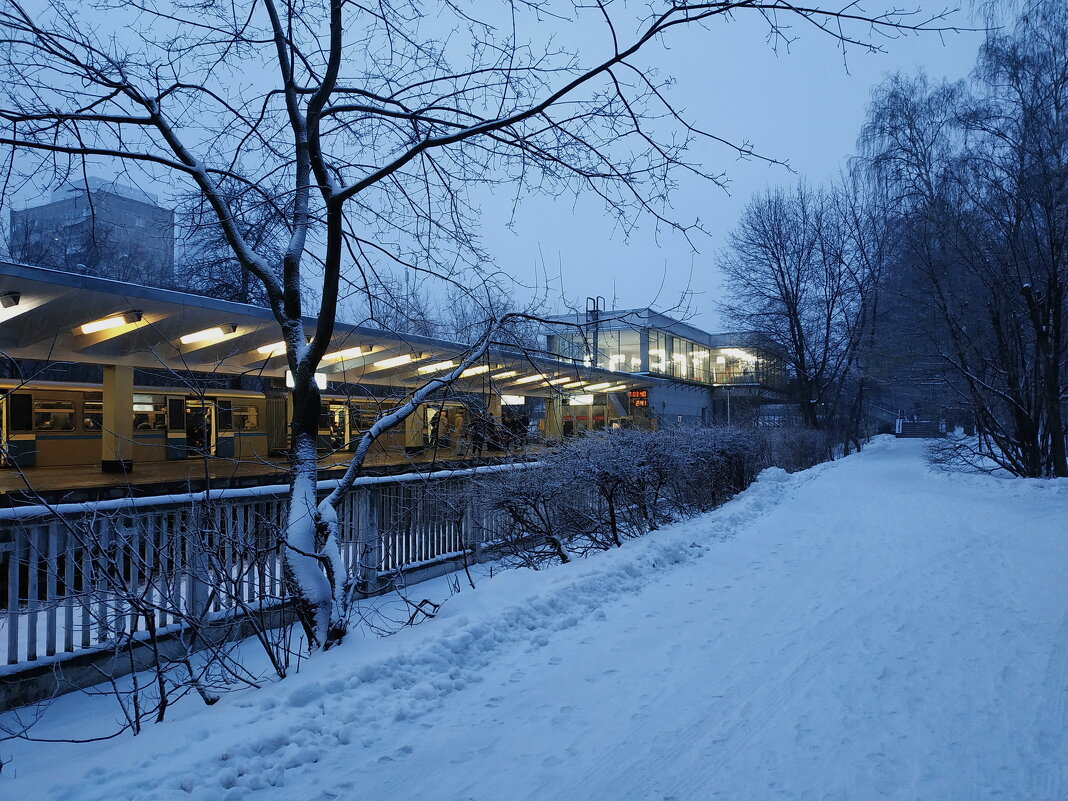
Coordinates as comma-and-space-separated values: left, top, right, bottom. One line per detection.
6, 528, 20, 664
186, 508, 211, 619
357, 487, 382, 594
462, 500, 480, 562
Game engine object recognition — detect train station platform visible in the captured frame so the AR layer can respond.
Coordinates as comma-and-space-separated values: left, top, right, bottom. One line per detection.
0, 446, 525, 505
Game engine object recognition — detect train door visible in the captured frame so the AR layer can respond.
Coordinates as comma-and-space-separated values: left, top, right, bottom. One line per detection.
319, 402, 350, 451
185, 398, 217, 457
1, 393, 35, 468
166, 396, 187, 459
330, 403, 349, 450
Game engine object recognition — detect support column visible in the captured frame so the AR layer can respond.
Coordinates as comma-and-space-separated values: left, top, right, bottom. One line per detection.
404, 404, 426, 452
544, 396, 563, 441
487, 393, 502, 423
486, 394, 503, 451
101, 365, 134, 473
639, 328, 650, 372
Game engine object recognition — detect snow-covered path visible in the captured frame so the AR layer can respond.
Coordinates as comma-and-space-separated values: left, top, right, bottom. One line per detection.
3, 437, 1067, 800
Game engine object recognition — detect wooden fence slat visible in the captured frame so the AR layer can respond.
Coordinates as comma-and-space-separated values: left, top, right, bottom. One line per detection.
26, 527, 40, 662
46, 523, 59, 657
7, 538, 20, 665
63, 529, 75, 653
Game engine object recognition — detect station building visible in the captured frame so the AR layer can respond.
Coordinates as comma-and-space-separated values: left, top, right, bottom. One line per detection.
0, 261, 656, 498
545, 308, 788, 428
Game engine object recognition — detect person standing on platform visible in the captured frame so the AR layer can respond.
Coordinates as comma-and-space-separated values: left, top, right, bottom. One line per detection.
451, 408, 467, 455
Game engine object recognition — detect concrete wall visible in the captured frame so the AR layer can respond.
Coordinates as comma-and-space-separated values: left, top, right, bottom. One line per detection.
649, 383, 714, 427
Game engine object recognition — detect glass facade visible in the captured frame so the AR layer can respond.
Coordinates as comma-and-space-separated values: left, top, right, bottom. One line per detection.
552, 327, 778, 388
552, 329, 642, 372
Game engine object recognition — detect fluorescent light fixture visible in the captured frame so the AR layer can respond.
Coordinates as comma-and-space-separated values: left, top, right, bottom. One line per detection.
179, 324, 237, 345
417, 360, 456, 374
513, 374, 547, 385
545, 377, 571, 385
79, 310, 142, 335
570, 393, 594, 405
500, 394, 525, 406
374, 354, 416, 369
324, 345, 365, 362
492, 370, 518, 379
0, 291, 20, 308
286, 370, 328, 390
585, 382, 611, 391
603, 384, 629, 392
257, 341, 288, 357
562, 381, 587, 389
460, 364, 491, 378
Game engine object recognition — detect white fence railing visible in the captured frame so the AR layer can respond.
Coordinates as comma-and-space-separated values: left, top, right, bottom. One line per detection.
0, 464, 531, 669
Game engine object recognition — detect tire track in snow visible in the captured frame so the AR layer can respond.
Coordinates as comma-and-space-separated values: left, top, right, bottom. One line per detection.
1032, 609, 1068, 800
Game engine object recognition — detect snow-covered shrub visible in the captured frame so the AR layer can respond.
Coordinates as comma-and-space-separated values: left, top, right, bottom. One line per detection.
471, 459, 591, 567
654, 426, 767, 515
759, 426, 830, 473
473, 425, 787, 567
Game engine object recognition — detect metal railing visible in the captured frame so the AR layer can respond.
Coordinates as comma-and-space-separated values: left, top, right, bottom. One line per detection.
0, 463, 530, 668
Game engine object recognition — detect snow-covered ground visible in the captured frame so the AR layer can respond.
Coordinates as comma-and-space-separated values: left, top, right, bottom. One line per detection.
2, 436, 1066, 801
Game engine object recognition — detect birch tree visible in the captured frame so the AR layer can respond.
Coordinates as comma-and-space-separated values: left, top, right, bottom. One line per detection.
0, 0, 955, 647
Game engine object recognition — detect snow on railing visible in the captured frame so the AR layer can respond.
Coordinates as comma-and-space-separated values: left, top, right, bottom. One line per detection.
0, 463, 534, 669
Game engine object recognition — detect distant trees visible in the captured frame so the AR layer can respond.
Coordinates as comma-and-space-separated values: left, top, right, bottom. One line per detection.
173, 180, 285, 306
717, 179, 889, 449
863, 0, 1068, 476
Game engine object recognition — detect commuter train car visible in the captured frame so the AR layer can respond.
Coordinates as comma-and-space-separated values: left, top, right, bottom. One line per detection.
0, 380, 282, 469
0, 381, 431, 470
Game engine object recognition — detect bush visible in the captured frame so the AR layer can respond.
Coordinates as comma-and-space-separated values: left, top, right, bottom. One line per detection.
473, 424, 824, 568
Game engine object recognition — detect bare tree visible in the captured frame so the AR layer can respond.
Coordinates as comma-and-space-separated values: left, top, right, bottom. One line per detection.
174, 178, 288, 306
718, 181, 877, 434
0, 0, 957, 648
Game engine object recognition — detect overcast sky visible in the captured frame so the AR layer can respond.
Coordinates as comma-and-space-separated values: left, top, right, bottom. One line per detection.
481, 6, 985, 331
3, 2, 987, 336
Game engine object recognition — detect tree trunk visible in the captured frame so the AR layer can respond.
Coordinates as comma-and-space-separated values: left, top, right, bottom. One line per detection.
283, 371, 336, 648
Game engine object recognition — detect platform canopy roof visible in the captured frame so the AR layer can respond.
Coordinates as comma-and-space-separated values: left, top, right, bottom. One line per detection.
0, 261, 654, 397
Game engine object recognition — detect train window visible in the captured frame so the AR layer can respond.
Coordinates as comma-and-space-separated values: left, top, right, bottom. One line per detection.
84, 393, 103, 431
133, 394, 167, 430
34, 400, 75, 431
231, 406, 259, 431
217, 399, 233, 431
